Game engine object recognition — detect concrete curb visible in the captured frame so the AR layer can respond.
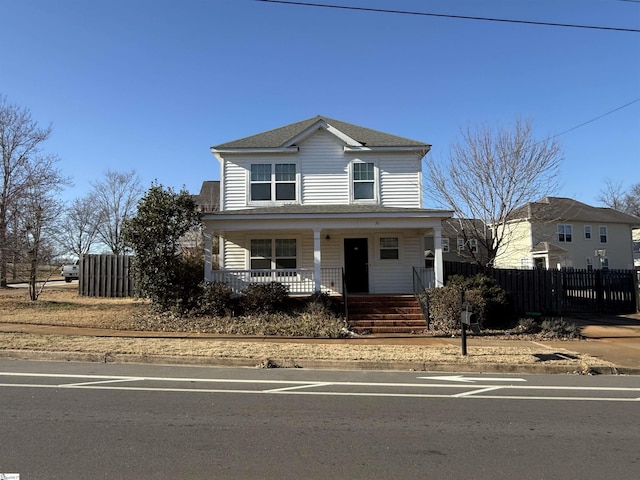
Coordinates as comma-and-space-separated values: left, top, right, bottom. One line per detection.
1, 349, 632, 375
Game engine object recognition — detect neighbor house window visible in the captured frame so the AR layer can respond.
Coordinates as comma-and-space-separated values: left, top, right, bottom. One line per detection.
585, 257, 593, 272
584, 225, 592, 240
353, 162, 375, 200
599, 226, 608, 243
469, 239, 478, 253
380, 237, 399, 260
600, 257, 609, 270
457, 238, 465, 252
250, 163, 297, 202
250, 238, 297, 277
442, 238, 450, 253
557, 224, 572, 242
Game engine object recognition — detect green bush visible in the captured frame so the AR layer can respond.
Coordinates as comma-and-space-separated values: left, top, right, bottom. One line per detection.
426, 284, 464, 332
516, 318, 541, 334
447, 274, 512, 328
539, 318, 581, 339
199, 281, 233, 316
304, 291, 342, 317
242, 282, 289, 313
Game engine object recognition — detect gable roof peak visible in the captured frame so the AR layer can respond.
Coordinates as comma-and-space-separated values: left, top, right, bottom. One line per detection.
212, 115, 430, 150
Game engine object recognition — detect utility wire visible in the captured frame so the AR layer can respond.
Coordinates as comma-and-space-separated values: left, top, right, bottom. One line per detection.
256, 0, 640, 32
550, 98, 640, 139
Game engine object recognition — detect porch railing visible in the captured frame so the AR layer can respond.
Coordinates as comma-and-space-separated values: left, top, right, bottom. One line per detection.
210, 268, 344, 295
413, 267, 435, 329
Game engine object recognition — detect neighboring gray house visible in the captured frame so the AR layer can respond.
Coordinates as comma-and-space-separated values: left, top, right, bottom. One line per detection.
201, 116, 453, 294
424, 218, 491, 267
193, 180, 220, 213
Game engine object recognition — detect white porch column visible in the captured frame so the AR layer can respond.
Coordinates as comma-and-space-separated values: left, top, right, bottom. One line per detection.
433, 225, 444, 287
313, 229, 322, 292
204, 228, 213, 282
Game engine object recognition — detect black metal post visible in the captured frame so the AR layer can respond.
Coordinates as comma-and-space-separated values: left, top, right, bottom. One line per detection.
461, 322, 467, 356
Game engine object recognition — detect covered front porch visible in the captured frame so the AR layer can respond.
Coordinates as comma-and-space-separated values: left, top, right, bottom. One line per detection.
209, 266, 436, 296
202, 205, 451, 295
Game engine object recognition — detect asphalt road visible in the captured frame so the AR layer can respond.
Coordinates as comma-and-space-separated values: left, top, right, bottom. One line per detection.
1, 360, 638, 479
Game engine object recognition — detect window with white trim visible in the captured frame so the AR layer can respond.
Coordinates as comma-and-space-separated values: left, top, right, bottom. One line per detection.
442, 238, 450, 253
599, 225, 608, 243
469, 238, 478, 253
600, 257, 609, 270
457, 238, 465, 252
585, 257, 593, 271
352, 162, 375, 201
250, 238, 297, 277
557, 224, 572, 242
380, 237, 399, 260
584, 225, 592, 240
250, 163, 297, 202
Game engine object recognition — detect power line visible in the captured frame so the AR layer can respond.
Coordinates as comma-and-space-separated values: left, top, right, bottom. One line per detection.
550, 98, 640, 139
256, 0, 640, 33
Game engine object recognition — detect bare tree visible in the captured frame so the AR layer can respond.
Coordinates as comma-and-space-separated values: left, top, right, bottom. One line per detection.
59, 194, 104, 257
426, 118, 563, 267
0, 95, 68, 287
598, 179, 640, 217
91, 170, 144, 254
16, 183, 65, 300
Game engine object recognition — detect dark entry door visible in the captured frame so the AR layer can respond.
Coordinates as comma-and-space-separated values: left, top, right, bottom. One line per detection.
344, 238, 369, 293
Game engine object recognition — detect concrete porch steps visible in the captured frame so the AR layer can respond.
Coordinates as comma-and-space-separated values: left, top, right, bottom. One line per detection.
347, 295, 428, 334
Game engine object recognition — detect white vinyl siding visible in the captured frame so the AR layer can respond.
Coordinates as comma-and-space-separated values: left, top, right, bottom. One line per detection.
378, 157, 422, 208
219, 129, 424, 209
299, 130, 349, 204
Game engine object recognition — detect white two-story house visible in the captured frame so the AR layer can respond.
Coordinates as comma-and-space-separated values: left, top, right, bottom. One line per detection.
201, 116, 453, 295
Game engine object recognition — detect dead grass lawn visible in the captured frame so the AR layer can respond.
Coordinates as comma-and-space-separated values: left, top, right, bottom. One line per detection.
0, 283, 613, 370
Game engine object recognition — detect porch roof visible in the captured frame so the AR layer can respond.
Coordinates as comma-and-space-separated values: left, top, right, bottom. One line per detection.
531, 241, 567, 255
202, 205, 453, 232
203, 204, 453, 218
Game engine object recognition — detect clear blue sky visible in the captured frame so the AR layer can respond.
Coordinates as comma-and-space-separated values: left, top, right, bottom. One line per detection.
1, 0, 639, 207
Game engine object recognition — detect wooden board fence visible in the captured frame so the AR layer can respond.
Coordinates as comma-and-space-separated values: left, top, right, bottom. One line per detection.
444, 261, 638, 315
79, 254, 135, 298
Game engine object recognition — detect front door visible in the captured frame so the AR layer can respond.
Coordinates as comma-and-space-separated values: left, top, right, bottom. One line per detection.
344, 238, 369, 293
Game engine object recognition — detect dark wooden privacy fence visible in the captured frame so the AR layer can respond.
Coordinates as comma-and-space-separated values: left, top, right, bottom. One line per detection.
79, 254, 135, 297
444, 261, 638, 315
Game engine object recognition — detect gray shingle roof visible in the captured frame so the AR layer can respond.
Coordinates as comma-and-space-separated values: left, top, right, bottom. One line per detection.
213, 116, 430, 149
192, 180, 220, 212
208, 204, 451, 216
508, 197, 640, 225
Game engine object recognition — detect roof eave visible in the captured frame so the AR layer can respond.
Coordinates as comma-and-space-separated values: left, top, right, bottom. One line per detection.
211, 147, 300, 155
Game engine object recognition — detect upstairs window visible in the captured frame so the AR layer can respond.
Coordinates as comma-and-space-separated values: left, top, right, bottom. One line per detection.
457, 238, 465, 252
558, 224, 572, 242
250, 164, 297, 202
584, 225, 592, 240
380, 237, 399, 260
599, 226, 608, 243
353, 162, 375, 200
469, 238, 479, 253
275, 164, 296, 201
250, 164, 272, 201
441, 238, 450, 253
